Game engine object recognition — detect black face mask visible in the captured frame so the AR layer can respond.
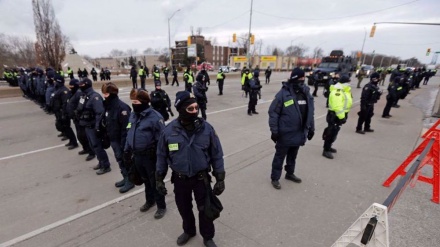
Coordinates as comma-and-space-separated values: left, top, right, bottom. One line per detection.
132, 103, 148, 114
179, 109, 199, 122
104, 93, 118, 105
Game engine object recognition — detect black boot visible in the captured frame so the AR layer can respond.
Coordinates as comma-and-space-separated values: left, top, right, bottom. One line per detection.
176, 232, 196, 246
115, 176, 125, 188
119, 177, 134, 193
203, 239, 218, 247
322, 150, 334, 159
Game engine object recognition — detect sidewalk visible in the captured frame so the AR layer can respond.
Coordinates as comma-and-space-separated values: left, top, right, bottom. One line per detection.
10, 76, 440, 247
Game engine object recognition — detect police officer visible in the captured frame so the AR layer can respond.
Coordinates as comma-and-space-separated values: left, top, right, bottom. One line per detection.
139, 66, 147, 89
311, 70, 322, 97
193, 74, 208, 120
83, 68, 89, 78
156, 91, 225, 247
268, 68, 315, 189
183, 67, 194, 93
216, 68, 225, 95
77, 68, 83, 79
322, 75, 353, 159
171, 66, 179, 86
245, 77, 261, 116
163, 66, 170, 85
91, 68, 98, 82
382, 77, 402, 118
67, 79, 95, 160
45, 69, 56, 114
265, 66, 272, 84
241, 68, 253, 98
356, 73, 381, 134
153, 66, 160, 81
125, 89, 167, 218
150, 80, 173, 121
52, 74, 78, 149
99, 69, 105, 81
101, 82, 134, 193
77, 78, 111, 174
67, 67, 74, 79
130, 66, 138, 89
198, 67, 210, 86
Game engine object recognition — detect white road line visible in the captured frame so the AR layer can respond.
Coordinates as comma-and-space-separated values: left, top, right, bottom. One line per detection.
0, 95, 361, 246
0, 144, 65, 161
0, 100, 28, 105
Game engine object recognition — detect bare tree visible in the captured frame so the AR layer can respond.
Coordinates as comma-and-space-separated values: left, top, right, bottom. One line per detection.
251, 39, 263, 56
126, 49, 138, 57
272, 47, 284, 56
109, 49, 125, 57
286, 43, 309, 57
143, 48, 154, 54
312, 47, 324, 58
32, 0, 68, 68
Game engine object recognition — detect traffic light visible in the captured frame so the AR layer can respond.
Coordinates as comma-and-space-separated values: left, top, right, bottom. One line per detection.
250, 34, 255, 45
187, 36, 191, 46
427, 48, 431, 56
369, 25, 376, 37
232, 33, 236, 43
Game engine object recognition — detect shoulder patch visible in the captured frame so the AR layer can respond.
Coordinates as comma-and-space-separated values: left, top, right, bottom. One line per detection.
64, 91, 68, 94
95, 96, 99, 101
121, 111, 127, 116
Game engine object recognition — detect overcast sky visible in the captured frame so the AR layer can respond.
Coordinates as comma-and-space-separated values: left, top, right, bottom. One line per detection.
1, 0, 439, 64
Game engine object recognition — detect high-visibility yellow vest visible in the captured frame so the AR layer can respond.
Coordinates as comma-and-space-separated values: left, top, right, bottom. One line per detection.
241, 73, 253, 85
329, 83, 353, 119
138, 68, 144, 76
184, 72, 194, 83
217, 72, 224, 79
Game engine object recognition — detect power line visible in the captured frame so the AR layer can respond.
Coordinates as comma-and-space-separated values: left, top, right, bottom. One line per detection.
253, 0, 420, 21
372, 41, 440, 46
201, 10, 250, 29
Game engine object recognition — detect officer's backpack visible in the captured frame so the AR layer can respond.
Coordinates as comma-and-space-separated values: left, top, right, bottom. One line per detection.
248, 79, 261, 90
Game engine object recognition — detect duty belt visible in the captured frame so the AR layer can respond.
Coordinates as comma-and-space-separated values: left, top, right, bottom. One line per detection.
172, 170, 207, 180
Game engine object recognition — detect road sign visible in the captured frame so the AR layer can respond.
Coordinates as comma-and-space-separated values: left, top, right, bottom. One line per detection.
187, 44, 197, 57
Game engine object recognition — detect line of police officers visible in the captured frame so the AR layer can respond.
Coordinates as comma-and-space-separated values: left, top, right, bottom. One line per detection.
14, 63, 432, 246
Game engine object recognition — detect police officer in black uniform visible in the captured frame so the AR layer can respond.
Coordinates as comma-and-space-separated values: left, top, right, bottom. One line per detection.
171, 66, 179, 86
67, 79, 95, 160
356, 72, 381, 134
91, 68, 98, 82
156, 91, 225, 247
77, 78, 111, 174
125, 89, 167, 219
52, 74, 78, 149
102, 82, 134, 193
163, 66, 170, 85
193, 74, 208, 120
382, 76, 402, 118
150, 81, 172, 121
268, 68, 315, 189
130, 66, 138, 89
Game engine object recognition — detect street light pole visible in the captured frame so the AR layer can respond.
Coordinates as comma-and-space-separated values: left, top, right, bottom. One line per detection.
168, 9, 181, 69
247, 0, 253, 68
359, 28, 367, 66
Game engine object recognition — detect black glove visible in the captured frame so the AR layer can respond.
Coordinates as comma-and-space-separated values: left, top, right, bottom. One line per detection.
212, 171, 225, 196
339, 117, 347, 124
271, 133, 279, 143
156, 172, 167, 196
307, 130, 315, 140
123, 151, 133, 167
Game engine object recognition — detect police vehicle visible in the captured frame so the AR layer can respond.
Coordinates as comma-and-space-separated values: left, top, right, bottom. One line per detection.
307, 50, 356, 86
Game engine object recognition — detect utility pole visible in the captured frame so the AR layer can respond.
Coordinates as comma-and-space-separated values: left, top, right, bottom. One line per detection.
359, 29, 367, 66
247, 0, 253, 68
168, 9, 180, 69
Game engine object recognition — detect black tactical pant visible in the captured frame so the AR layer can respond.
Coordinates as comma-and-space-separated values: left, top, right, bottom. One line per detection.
323, 111, 343, 151
140, 77, 146, 89
248, 90, 258, 113
271, 144, 300, 181
164, 74, 169, 85
198, 101, 207, 120
265, 75, 270, 84
134, 152, 166, 209
217, 79, 224, 95
185, 82, 192, 93
357, 104, 374, 131
382, 96, 394, 117
132, 77, 137, 89
85, 127, 110, 168
312, 81, 319, 96
74, 122, 94, 155
172, 76, 179, 86
173, 172, 215, 240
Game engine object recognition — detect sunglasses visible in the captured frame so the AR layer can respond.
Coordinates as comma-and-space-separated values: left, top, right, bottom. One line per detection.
186, 106, 199, 112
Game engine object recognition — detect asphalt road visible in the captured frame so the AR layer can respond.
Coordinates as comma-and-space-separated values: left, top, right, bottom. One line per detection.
0, 73, 439, 247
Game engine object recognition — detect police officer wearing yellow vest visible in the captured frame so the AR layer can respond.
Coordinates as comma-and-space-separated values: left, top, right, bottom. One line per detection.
153, 66, 160, 81
241, 68, 253, 98
322, 75, 353, 159
138, 66, 146, 89
67, 67, 74, 79
216, 68, 226, 95
183, 67, 194, 93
